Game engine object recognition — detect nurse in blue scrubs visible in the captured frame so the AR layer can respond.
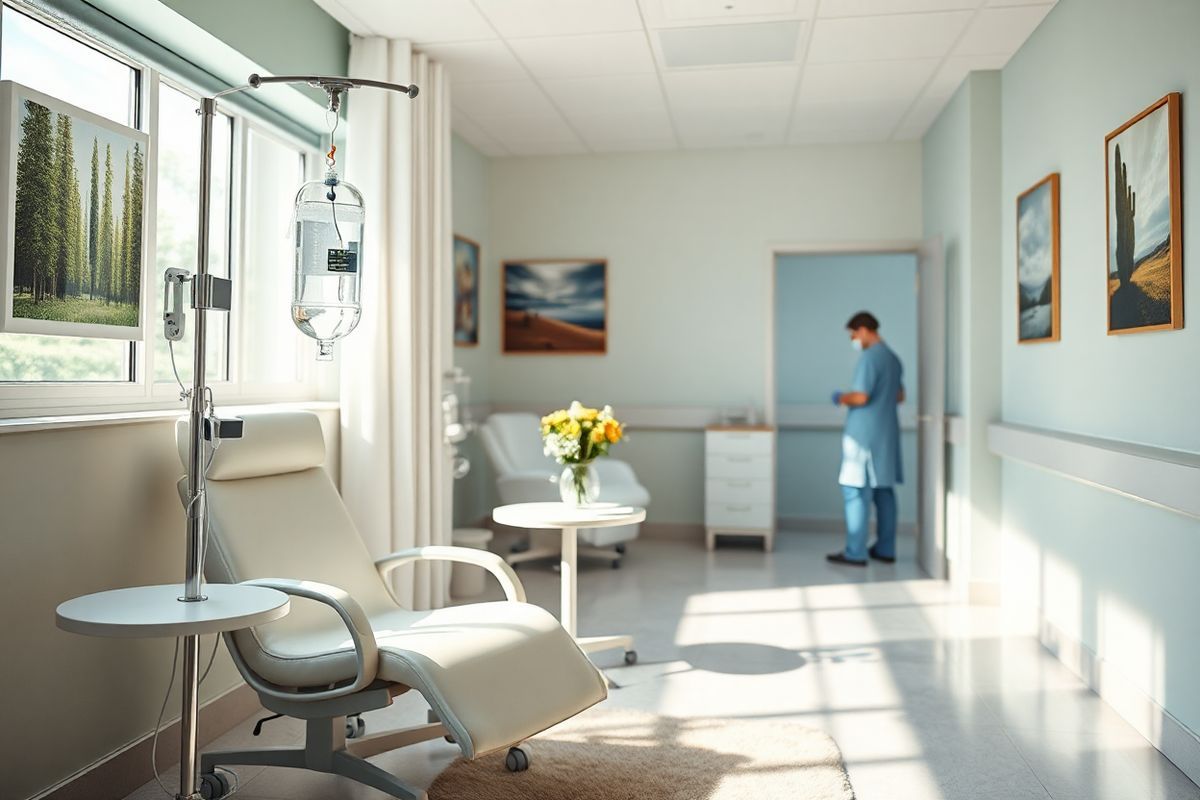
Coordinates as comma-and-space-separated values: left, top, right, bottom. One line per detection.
827, 311, 905, 567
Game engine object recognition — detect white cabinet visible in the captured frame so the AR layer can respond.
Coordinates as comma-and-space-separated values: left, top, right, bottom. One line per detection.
704, 426, 775, 551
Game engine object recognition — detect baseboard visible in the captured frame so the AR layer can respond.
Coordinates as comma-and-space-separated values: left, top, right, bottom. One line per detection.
776, 515, 917, 537
1038, 617, 1200, 788
35, 683, 260, 800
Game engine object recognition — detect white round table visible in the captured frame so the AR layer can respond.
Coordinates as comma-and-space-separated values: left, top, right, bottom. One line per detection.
56, 583, 289, 800
493, 502, 645, 663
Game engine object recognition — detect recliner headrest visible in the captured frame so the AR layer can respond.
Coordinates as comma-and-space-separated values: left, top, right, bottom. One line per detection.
175, 410, 326, 480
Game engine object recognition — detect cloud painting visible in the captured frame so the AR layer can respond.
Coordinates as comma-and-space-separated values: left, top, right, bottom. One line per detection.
1016, 174, 1059, 343
503, 260, 606, 353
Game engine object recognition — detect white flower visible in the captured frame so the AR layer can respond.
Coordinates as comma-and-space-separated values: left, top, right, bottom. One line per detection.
568, 400, 585, 420
600, 405, 614, 420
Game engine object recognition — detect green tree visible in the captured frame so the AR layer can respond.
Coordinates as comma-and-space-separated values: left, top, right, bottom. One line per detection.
127, 142, 144, 306
52, 112, 79, 299
99, 143, 114, 303
118, 151, 131, 303
13, 100, 57, 303
88, 139, 99, 298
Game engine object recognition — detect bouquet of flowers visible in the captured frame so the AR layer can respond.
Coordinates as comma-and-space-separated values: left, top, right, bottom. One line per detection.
540, 401, 624, 506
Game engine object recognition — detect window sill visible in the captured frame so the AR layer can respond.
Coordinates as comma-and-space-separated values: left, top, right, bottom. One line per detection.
0, 400, 340, 435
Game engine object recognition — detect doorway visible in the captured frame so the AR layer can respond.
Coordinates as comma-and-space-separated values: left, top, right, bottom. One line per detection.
766, 242, 946, 578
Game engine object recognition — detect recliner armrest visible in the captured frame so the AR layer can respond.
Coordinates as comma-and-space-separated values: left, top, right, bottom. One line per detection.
376, 546, 527, 603
239, 578, 379, 700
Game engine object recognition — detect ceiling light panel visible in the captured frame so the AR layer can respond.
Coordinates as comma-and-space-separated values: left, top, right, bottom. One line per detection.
657, 20, 804, 68
807, 10, 973, 62
472, 0, 643, 38
508, 31, 657, 78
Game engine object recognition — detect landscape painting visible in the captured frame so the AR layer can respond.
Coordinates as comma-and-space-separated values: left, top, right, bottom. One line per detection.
503, 259, 606, 354
1105, 92, 1183, 334
453, 235, 479, 346
1016, 173, 1060, 343
1, 81, 146, 340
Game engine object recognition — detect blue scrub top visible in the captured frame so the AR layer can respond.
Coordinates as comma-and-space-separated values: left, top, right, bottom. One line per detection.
838, 341, 904, 488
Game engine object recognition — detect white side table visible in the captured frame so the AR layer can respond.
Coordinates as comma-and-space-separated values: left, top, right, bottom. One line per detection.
56, 584, 289, 799
493, 502, 645, 664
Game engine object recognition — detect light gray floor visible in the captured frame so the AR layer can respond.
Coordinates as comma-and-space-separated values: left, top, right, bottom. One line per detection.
126, 531, 1200, 800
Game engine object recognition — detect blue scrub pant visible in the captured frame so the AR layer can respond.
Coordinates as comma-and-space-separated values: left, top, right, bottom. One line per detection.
841, 484, 896, 562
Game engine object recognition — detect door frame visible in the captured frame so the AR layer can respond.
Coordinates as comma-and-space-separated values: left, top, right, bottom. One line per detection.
764, 239, 946, 578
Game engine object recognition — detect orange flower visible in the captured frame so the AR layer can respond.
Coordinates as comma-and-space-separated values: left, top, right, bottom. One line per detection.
604, 419, 622, 443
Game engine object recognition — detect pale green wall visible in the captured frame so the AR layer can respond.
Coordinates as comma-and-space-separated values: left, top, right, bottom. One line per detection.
995, 0, 1200, 735
483, 144, 922, 525
922, 71, 1003, 589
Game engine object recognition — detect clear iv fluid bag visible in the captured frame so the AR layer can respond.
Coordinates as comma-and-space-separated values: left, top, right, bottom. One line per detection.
292, 175, 364, 360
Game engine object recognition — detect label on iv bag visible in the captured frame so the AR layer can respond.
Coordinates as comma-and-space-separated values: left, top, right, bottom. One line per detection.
327, 247, 358, 273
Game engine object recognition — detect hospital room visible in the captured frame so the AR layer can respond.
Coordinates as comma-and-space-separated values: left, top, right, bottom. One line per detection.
2, 0, 1198, 798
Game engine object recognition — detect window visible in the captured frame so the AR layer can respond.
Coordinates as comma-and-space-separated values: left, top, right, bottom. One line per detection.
0, 5, 138, 381
0, 4, 322, 412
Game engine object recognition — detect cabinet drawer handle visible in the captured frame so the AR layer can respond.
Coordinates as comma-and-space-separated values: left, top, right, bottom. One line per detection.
726, 504, 752, 512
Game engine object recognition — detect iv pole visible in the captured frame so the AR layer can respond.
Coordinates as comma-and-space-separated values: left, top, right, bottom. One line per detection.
176, 73, 418, 800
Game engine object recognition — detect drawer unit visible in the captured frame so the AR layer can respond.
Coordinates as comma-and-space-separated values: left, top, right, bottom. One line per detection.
704, 425, 776, 551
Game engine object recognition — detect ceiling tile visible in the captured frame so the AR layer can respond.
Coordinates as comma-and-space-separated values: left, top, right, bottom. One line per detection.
645, 0, 816, 28
985, 0, 1056, 6
508, 31, 657, 78
662, 65, 800, 111
566, 108, 676, 142
472, 0, 642, 38
818, 0, 977, 17
453, 80, 559, 119
791, 100, 907, 137
418, 40, 527, 82
808, 11, 973, 63
313, 0, 496, 40
955, 5, 1054, 56
798, 59, 939, 105
674, 106, 790, 148
657, 20, 804, 68
472, 112, 583, 148
504, 139, 590, 156
540, 73, 668, 116
890, 53, 1008, 139
451, 108, 510, 155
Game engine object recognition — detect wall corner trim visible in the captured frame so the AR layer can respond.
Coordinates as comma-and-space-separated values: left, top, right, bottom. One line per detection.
988, 422, 1200, 518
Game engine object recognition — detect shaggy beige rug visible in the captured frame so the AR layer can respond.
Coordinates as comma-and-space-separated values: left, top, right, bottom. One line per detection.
427, 708, 855, 799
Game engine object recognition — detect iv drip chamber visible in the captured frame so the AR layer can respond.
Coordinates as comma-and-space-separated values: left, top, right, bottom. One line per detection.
292, 171, 364, 360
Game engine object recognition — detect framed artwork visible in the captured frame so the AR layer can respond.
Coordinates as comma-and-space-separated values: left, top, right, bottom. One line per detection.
502, 259, 606, 354
453, 234, 480, 347
1105, 92, 1183, 334
1016, 173, 1060, 343
0, 80, 147, 340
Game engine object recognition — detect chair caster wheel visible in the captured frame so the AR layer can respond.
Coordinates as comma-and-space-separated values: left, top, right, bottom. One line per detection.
624, 650, 638, 666
611, 559, 621, 570
345, 715, 366, 738
505, 745, 531, 772
428, 709, 456, 743
615, 544, 626, 554
199, 771, 231, 800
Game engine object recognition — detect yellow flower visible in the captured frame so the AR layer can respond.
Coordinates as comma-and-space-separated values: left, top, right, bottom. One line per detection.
590, 427, 605, 444
567, 420, 581, 438
604, 419, 622, 443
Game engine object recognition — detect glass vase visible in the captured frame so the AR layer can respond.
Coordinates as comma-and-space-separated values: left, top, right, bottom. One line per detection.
559, 460, 600, 507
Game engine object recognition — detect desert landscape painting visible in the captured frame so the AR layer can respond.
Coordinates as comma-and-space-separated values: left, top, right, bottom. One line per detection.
1105, 93, 1182, 334
4, 83, 146, 339
1017, 173, 1060, 343
503, 259, 606, 354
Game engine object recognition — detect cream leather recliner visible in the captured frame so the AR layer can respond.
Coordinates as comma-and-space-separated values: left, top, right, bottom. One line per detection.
176, 411, 607, 800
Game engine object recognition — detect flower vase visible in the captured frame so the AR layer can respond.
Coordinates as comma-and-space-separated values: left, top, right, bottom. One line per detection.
559, 461, 600, 507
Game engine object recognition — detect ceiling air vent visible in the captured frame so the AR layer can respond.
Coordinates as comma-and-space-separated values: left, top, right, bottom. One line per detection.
658, 20, 803, 68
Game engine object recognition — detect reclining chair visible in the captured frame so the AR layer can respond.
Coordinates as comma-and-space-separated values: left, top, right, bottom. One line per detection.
479, 412, 650, 568
176, 411, 607, 800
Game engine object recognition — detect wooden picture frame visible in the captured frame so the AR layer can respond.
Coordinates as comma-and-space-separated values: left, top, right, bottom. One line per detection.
1016, 173, 1061, 344
1104, 92, 1183, 335
502, 259, 607, 355
0, 80, 148, 340
453, 234, 480, 347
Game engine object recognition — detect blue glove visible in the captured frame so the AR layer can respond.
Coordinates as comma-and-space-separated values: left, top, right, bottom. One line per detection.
831, 391, 843, 407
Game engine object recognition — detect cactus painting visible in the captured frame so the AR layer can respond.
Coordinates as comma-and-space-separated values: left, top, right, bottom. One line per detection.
1016, 174, 1060, 343
1105, 93, 1183, 334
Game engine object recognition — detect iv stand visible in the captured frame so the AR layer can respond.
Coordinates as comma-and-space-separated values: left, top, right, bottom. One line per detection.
176, 73, 417, 800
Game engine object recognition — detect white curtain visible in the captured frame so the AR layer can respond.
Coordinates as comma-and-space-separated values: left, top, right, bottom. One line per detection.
340, 38, 453, 610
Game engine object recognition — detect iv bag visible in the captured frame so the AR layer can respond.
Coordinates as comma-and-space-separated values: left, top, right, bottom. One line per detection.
292, 173, 365, 360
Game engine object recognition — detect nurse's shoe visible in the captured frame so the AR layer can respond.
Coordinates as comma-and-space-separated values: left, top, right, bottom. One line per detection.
868, 547, 896, 564
826, 552, 867, 567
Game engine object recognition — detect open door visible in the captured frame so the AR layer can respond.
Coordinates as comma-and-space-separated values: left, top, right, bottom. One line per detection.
916, 237, 946, 579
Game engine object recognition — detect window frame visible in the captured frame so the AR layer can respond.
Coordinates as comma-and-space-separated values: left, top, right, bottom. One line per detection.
0, 3, 325, 417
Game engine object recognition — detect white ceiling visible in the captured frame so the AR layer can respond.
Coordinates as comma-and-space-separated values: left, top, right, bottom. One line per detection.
312, 0, 1056, 156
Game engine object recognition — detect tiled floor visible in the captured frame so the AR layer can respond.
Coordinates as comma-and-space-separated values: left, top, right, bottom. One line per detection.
125, 531, 1200, 800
